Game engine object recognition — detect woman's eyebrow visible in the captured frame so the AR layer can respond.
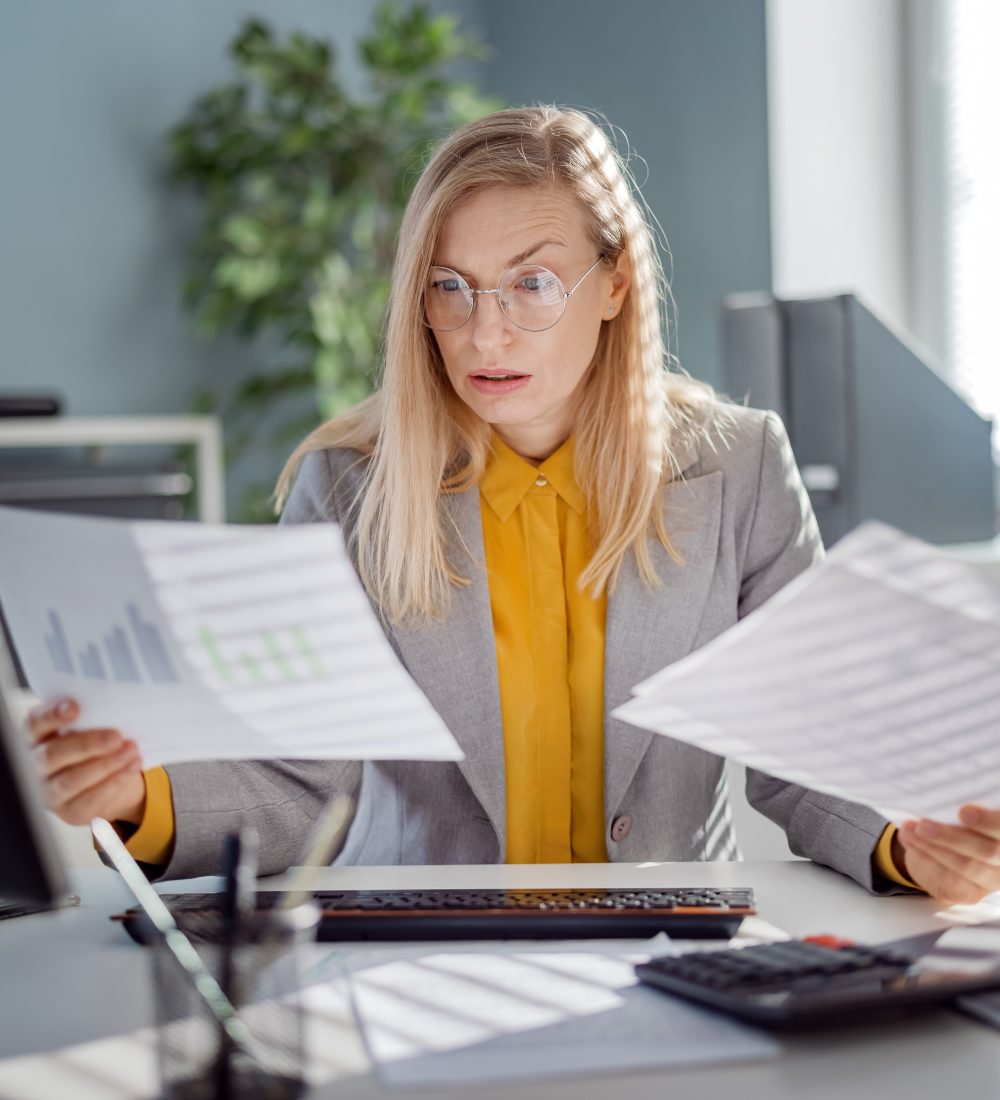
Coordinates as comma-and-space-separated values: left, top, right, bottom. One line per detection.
435, 239, 568, 279
506, 238, 568, 267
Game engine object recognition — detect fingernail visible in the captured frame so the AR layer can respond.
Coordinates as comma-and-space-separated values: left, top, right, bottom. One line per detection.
963, 806, 983, 825
102, 730, 121, 748
917, 822, 939, 838
56, 700, 73, 717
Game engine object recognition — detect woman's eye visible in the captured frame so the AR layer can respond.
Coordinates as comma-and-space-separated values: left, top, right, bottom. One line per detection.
433, 279, 462, 293
514, 271, 557, 294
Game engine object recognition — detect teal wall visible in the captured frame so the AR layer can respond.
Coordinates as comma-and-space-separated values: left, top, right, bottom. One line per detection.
1, 1, 771, 511
0, 2, 383, 415
0, 1, 401, 516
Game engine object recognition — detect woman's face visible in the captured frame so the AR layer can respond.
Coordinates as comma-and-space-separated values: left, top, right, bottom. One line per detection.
430, 185, 629, 461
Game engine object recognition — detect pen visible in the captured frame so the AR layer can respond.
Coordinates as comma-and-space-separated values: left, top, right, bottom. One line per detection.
216, 829, 258, 1100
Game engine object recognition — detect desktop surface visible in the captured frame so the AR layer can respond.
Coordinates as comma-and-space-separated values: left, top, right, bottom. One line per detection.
1, 860, 999, 1099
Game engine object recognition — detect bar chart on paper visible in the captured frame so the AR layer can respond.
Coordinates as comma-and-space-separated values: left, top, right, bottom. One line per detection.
0, 506, 463, 765
43, 606, 179, 684
196, 624, 323, 685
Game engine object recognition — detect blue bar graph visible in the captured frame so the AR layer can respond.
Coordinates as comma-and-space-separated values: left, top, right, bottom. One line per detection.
127, 603, 179, 684
103, 626, 140, 683
44, 610, 74, 675
78, 643, 106, 680
44, 607, 178, 686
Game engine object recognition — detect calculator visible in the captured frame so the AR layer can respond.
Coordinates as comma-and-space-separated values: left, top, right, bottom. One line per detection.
635, 938, 1000, 1029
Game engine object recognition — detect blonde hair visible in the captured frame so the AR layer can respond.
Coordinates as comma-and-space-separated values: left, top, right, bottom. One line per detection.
276, 106, 721, 624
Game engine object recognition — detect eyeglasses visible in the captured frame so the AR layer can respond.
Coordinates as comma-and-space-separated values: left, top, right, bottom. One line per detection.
423, 257, 605, 333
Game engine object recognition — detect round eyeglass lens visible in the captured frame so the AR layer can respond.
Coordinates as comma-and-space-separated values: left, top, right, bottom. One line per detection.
425, 268, 474, 332
499, 266, 567, 330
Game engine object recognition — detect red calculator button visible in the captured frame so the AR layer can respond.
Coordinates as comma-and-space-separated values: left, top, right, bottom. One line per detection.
802, 934, 856, 949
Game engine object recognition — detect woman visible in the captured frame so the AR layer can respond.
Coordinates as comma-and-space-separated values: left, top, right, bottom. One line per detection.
30, 107, 1000, 902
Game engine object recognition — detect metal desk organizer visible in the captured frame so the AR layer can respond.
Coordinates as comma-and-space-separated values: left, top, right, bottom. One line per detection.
153, 904, 318, 1100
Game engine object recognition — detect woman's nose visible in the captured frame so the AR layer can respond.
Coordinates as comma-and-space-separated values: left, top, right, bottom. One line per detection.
469, 292, 512, 349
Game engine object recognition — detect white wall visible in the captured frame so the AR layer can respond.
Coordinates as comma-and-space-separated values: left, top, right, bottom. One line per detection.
903, 0, 949, 366
766, 0, 912, 335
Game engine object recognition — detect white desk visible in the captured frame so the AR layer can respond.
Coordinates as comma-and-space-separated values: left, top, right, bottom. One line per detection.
1, 861, 999, 1098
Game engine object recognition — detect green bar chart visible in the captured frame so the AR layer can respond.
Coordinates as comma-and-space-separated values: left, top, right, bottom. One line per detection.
197, 625, 325, 686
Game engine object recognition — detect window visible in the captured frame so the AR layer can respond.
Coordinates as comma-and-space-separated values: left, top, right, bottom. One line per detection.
943, 0, 1000, 427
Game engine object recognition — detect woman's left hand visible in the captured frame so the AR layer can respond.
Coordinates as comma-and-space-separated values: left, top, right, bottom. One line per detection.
895, 805, 1000, 904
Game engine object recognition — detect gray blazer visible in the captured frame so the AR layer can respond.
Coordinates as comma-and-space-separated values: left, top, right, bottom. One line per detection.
159, 406, 901, 893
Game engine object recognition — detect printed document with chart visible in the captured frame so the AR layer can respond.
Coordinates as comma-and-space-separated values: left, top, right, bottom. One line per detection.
614, 523, 1000, 824
0, 506, 462, 765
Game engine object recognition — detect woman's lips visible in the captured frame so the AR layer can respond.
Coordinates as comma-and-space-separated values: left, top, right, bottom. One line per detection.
468, 373, 531, 396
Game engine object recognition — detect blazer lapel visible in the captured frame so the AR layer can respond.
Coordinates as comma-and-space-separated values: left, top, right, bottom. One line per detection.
389, 487, 507, 850
604, 468, 724, 821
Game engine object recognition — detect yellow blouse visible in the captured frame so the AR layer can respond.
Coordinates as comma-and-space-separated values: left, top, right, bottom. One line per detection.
479, 433, 607, 863
122, 763, 173, 866
125, 434, 916, 886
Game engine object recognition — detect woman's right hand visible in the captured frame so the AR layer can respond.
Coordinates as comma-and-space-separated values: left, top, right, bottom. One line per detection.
27, 697, 146, 827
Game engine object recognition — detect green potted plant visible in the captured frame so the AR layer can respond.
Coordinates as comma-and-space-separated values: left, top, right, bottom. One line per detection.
169, 4, 502, 519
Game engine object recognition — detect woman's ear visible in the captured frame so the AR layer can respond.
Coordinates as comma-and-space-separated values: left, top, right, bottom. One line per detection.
606, 251, 631, 318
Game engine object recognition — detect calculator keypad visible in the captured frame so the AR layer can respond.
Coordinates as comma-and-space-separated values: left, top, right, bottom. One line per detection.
639, 940, 911, 993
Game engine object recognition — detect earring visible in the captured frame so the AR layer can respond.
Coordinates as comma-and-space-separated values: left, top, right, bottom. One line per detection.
607, 305, 614, 314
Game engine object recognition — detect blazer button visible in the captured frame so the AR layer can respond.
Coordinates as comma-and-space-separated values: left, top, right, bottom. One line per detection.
610, 814, 633, 843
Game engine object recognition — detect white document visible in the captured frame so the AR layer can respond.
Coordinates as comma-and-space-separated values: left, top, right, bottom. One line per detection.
915, 924, 1000, 975
613, 522, 1000, 824
0, 506, 462, 765
347, 951, 778, 1087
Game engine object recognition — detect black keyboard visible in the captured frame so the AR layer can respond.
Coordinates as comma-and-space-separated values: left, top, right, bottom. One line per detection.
0, 895, 80, 921
0, 900, 52, 921
114, 887, 755, 945
636, 939, 1000, 1029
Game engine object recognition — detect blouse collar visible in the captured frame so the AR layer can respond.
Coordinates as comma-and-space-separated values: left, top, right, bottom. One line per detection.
479, 432, 587, 521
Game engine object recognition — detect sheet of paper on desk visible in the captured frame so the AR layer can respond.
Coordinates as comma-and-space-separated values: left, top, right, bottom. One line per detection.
914, 924, 1000, 975
613, 522, 1000, 824
348, 951, 779, 1087
0, 506, 462, 765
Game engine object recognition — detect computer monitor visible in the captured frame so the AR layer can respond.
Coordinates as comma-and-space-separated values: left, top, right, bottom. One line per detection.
0, 627, 69, 907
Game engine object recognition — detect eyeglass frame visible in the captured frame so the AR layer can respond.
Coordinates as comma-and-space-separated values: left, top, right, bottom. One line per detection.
422, 255, 608, 333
